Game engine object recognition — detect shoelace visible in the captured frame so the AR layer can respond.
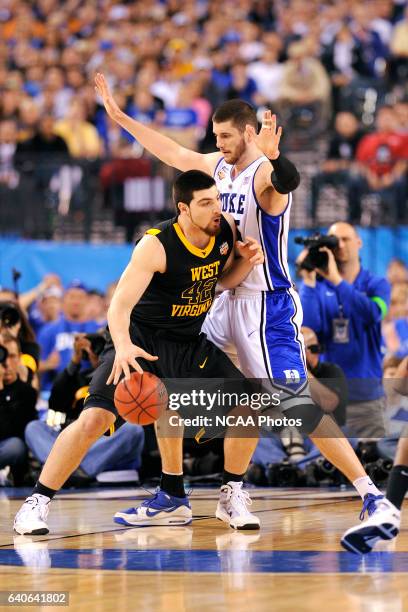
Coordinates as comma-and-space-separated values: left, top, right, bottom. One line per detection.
225, 483, 253, 507
359, 494, 384, 521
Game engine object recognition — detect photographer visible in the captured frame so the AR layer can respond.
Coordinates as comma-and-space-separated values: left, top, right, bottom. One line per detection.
298, 222, 390, 437
0, 299, 40, 389
25, 333, 145, 482
0, 333, 38, 485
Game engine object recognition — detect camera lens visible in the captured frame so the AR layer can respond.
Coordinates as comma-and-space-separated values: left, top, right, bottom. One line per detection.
0, 303, 20, 327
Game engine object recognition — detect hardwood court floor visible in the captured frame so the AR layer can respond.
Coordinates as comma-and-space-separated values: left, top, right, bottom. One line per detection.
0, 487, 407, 611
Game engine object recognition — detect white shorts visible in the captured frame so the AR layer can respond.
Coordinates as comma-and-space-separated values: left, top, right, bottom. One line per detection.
203, 287, 313, 409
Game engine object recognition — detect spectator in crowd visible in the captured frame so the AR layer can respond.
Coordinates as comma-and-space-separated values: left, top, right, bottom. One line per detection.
28, 286, 63, 337
25, 334, 144, 483
310, 111, 365, 222
299, 221, 390, 438
321, 22, 371, 114
13, 273, 62, 329
377, 355, 408, 461
0, 298, 40, 389
16, 116, 69, 161
247, 33, 284, 105
249, 325, 348, 482
350, 3, 389, 79
354, 105, 408, 223
387, 258, 408, 286
0, 119, 19, 190
226, 61, 260, 106
382, 283, 408, 357
54, 99, 102, 159
38, 280, 100, 391
388, 4, 408, 84
279, 38, 332, 138
0, 332, 37, 485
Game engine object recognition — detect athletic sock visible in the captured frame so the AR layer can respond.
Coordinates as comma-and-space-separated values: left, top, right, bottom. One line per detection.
353, 475, 383, 499
32, 481, 57, 501
386, 464, 408, 510
160, 472, 185, 498
222, 470, 245, 485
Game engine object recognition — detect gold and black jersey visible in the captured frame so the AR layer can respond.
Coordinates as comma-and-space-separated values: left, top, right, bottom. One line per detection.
130, 215, 234, 337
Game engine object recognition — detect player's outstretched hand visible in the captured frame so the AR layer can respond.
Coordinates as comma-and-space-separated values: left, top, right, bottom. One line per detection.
252, 110, 282, 160
107, 343, 158, 385
95, 73, 121, 120
236, 236, 264, 265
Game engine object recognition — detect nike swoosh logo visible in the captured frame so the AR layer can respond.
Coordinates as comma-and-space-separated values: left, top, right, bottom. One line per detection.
146, 506, 178, 517
400, 471, 408, 477
248, 330, 257, 338
199, 357, 208, 369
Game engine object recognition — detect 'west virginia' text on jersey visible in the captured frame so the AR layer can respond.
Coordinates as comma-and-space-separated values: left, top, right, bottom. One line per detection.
131, 216, 233, 336
214, 156, 292, 292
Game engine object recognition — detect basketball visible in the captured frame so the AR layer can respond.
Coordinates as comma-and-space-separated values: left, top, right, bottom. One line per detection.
114, 371, 168, 426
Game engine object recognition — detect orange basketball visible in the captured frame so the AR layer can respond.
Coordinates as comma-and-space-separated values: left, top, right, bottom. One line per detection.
114, 371, 168, 426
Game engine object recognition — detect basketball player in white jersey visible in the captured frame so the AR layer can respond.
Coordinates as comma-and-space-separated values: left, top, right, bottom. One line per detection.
94, 74, 396, 546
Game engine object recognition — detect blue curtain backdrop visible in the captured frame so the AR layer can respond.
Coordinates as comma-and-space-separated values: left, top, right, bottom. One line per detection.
1, 228, 407, 292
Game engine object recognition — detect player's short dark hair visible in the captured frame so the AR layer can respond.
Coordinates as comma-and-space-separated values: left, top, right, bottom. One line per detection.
173, 170, 215, 214
212, 99, 258, 132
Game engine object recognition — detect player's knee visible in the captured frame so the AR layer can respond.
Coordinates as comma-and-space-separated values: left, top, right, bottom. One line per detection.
77, 409, 115, 440
284, 402, 324, 435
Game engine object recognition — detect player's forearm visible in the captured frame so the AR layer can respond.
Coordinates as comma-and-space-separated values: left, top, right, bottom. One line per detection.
112, 109, 189, 170
218, 258, 255, 290
107, 298, 133, 350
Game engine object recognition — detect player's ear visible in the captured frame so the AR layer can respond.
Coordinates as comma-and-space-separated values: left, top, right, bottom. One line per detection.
245, 124, 256, 142
178, 202, 188, 215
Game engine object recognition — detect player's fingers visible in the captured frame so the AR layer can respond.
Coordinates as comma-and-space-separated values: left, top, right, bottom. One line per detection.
132, 358, 144, 374
107, 361, 118, 385
120, 360, 131, 383
138, 349, 159, 361
271, 114, 276, 132
276, 126, 283, 141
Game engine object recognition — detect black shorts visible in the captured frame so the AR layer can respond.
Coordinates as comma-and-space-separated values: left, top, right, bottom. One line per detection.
84, 325, 247, 422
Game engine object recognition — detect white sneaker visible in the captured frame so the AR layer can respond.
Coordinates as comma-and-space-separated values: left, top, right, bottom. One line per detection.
13, 495, 50, 535
215, 482, 260, 530
341, 497, 400, 554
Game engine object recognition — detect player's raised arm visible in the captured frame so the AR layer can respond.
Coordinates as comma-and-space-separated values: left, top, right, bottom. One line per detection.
106, 235, 165, 383
95, 73, 216, 173
250, 110, 301, 215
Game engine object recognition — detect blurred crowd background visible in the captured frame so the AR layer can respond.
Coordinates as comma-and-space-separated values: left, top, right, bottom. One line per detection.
0, 0, 408, 489
0, 0, 407, 240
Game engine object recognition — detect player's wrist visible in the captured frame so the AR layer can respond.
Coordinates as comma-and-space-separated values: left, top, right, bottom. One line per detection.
269, 154, 300, 194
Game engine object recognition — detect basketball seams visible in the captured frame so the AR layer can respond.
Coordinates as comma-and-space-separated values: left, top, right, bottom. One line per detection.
114, 372, 167, 425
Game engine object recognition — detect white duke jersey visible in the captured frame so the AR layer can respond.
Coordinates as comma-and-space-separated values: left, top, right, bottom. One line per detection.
213, 155, 293, 292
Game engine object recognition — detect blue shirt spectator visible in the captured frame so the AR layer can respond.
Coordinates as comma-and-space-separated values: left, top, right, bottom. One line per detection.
38, 281, 99, 390
298, 222, 390, 412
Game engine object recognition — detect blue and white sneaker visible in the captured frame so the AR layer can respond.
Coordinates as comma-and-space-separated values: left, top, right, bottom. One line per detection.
113, 490, 192, 527
341, 494, 400, 554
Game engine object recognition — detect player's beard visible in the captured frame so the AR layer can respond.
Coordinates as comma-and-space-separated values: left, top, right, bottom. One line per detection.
225, 138, 246, 165
189, 210, 221, 237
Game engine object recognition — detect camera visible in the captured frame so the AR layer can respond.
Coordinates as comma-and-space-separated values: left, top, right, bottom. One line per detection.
81, 333, 106, 360
295, 234, 339, 272
305, 457, 347, 486
365, 458, 393, 484
266, 459, 306, 487
0, 344, 8, 364
0, 301, 20, 328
